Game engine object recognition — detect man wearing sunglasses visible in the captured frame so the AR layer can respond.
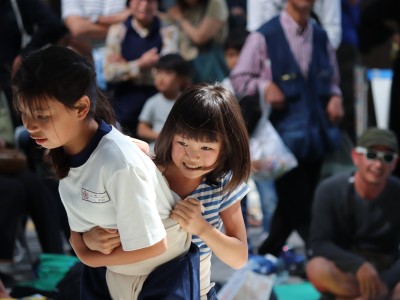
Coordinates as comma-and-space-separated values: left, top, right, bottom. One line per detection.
306, 127, 400, 300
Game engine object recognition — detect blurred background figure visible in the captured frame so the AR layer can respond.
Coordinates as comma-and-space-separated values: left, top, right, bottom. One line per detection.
137, 53, 191, 153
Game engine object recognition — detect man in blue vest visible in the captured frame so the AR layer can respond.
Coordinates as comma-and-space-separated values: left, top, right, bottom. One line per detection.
230, 0, 343, 257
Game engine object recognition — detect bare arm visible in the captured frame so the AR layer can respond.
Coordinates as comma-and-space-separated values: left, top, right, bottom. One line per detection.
170, 198, 248, 269
64, 15, 109, 40
137, 123, 159, 142
70, 231, 167, 267
179, 16, 224, 46
97, 8, 131, 26
168, 3, 225, 46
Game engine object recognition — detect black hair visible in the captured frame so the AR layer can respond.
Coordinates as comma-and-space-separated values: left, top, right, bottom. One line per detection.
223, 27, 249, 51
155, 53, 191, 77
12, 45, 116, 179
153, 83, 250, 193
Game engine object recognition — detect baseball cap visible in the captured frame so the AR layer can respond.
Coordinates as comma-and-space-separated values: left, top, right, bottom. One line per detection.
357, 127, 399, 152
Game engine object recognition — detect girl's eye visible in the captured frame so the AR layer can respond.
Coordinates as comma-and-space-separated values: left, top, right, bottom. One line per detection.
36, 115, 49, 120
177, 141, 187, 146
201, 146, 212, 151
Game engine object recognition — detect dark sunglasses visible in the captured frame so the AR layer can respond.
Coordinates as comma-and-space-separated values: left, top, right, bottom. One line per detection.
355, 147, 398, 164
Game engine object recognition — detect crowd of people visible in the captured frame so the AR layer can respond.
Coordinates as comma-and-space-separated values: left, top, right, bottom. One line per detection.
1, 0, 400, 299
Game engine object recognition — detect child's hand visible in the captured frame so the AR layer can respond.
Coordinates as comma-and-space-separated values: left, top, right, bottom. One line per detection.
170, 198, 208, 236
82, 226, 121, 255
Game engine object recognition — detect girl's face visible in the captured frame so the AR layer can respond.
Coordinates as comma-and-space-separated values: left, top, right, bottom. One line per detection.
19, 98, 83, 154
171, 135, 221, 179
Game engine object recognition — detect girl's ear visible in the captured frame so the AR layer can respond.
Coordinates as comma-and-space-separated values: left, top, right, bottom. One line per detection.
74, 95, 91, 119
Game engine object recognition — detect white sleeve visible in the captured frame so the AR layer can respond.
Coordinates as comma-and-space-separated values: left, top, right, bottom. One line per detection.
107, 166, 165, 251
314, 0, 342, 49
61, 0, 82, 19
246, 0, 282, 32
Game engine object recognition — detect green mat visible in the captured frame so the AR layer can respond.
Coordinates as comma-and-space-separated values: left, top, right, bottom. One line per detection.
274, 282, 320, 300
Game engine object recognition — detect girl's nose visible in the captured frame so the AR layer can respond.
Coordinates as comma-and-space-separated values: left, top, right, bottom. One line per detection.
22, 116, 36, 132
185, 148, 200, 161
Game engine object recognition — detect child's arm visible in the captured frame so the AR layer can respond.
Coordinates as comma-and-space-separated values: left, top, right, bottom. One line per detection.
82, 226, 121, 255
70, 230, 167, 268
137, 122, 159, 141
171, 198, 248, 269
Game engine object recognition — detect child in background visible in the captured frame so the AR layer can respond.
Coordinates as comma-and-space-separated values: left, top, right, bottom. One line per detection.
12, 46, 197, 300
221, 27, 249, 92
83, 83, 252, 299
137, 53, 190, 153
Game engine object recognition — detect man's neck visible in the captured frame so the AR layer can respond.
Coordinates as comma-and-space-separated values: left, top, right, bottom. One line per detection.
354, 172, 386, 200
285, 4, 310, 29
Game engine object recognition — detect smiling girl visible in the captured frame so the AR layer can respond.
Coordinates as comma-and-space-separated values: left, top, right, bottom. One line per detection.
84, 83, 252, 299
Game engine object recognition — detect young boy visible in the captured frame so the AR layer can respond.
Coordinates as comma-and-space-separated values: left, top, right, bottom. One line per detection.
137, 53, 190, 152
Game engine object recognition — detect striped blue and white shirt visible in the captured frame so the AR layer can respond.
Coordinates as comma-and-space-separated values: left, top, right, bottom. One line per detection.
188, 173, 250, 256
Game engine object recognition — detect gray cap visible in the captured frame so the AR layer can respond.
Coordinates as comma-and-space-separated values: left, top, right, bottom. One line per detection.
357, 127, 398, 152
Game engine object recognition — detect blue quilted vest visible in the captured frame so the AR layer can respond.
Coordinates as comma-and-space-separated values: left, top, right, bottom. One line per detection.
258, 16, 341, 162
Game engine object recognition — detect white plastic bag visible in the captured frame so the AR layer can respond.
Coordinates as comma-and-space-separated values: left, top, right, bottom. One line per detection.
217, 267, 275, 300
249, 89, 298, 179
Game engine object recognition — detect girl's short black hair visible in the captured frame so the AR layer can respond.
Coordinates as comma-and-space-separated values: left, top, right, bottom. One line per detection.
154, 83, 250, 192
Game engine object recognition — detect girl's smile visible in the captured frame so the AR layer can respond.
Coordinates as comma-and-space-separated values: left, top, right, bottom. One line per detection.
171, 135, 221, 179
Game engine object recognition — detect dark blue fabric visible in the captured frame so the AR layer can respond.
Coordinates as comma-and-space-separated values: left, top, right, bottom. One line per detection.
112, 16, 162, 136
341, 0, 360, 47
68, 120, 111, 168
206, 286, 218, 300
138, 243, 201, 300
258, 17, 341, 162
80, 265, 112, 300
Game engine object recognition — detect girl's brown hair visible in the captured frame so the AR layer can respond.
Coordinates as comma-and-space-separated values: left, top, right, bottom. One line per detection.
153, 83, 250, 193
12, 46, 116, 179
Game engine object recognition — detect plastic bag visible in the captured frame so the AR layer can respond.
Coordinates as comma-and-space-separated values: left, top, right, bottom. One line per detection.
250, 93, 298, 180
217, 265, 275, 300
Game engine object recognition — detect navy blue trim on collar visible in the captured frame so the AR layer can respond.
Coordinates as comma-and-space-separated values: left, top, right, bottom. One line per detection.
68, 120, 112, 168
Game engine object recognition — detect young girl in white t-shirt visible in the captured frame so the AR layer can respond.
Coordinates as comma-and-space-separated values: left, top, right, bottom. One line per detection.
12, 46, 197, 300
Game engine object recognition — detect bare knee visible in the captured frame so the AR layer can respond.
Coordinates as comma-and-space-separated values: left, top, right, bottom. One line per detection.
306, 257, 359, 297
306, 257, 335, 289
390, 282, 400, 300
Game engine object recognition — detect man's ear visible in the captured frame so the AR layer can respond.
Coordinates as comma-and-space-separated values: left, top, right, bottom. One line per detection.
74, 95, 91, 119
351, 148, 359, 166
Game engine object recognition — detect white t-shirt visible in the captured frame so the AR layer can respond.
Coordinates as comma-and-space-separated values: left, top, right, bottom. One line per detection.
59, 124, 177, 251
139, 93, 175, 134
61, 0, 126, 22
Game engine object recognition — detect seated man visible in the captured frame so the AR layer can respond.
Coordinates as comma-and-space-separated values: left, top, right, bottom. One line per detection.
306, 127, 400, 300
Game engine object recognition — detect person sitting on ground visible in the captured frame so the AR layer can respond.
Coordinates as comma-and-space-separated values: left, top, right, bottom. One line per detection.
306, 127, 400, 300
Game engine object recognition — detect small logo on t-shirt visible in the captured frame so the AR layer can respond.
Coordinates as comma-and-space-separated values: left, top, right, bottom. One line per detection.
81, 188, 110, 203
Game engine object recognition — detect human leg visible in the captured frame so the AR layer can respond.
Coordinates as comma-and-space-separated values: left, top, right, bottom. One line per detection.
257, 190, 294, 256
0, 175, 25, 261
16, 170, 64, 254
306, 257, 359, 298
254, 178, 277, 233
258, 161, 318, 256
390, 282, 400, 300
0, 279, 10, 298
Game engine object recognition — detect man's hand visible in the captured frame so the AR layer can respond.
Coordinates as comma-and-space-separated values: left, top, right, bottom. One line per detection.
356, 262, 388, 300
326, 95, 344, 123
82, 226, 121, 255
264, 82, 285, 109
